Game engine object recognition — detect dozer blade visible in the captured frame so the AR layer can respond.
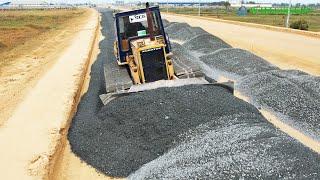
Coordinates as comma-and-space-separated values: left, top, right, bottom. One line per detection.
128, 79, 234, 94
128, 77, 208, 92
100, 78, 209, 105
99, 77, 234, 106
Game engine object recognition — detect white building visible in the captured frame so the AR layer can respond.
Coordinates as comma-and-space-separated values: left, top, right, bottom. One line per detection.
230, 0, 272, 8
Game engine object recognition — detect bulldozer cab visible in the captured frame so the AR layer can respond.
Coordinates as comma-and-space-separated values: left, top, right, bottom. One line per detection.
114, 6, 171, 65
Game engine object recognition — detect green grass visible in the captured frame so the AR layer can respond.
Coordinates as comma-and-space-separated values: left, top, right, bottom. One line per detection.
0, 9, 87, 68
0, 9, 86, 53
0, 9, 85, 30
163, 7, 320, 32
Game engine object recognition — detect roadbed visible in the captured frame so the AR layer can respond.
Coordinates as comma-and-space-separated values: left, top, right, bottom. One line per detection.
0, 8, 99, 180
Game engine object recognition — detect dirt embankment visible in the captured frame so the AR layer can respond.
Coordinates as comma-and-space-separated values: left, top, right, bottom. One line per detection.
52, 15, 112, 180
0, 9, 91, 126
0, 8, 100, 180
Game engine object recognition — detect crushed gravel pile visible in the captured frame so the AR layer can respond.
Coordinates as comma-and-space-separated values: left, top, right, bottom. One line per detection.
169, 26, 208, 43
164, 22, 191, 35
171, 42, 204, 78
69, 84, 265, 177
237, 70, 320, 140
162, 19, 170, 27
162, 19, 174, 27
182, 33, 232, 57
130, 113, 320, 179
69, 9, 320, 180
171, 41, 196, 59
171, 42, 199, 64
199, 48, 279, 81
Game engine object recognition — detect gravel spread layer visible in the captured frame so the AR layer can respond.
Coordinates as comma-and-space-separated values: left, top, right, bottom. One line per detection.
199, 48, 279, 80
237, 69, 320, 140
168, 26, 208, 43
171, 42, 203, 78
162, 19, 171, 27
130, 113, 320, 179
68, 15, 320, 179
164, 22, 191, 35
69, 84, 262, 177
182, 33, 232, 57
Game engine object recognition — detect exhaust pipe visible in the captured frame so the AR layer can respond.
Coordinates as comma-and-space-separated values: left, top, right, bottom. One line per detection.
146, 2, 155, 41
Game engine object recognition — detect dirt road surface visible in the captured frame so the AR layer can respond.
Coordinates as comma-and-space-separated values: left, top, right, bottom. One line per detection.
0, 10, 91, 126
53, 20, 111, 180
0, 8, 101, 180
163, 14, 320, 76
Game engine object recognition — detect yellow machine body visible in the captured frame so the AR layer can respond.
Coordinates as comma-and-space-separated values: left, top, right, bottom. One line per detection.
114, 36, 175, 85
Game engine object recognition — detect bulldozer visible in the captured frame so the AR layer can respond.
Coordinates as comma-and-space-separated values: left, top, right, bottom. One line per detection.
100, 3, 232, 105
113, 3, 174, 84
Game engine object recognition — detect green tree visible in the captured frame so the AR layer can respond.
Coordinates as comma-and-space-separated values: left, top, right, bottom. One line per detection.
223, 1, 231, 11
290, 19, 309, 30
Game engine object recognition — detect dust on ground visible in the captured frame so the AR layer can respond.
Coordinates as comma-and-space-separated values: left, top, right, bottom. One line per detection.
0, 9, 91, 126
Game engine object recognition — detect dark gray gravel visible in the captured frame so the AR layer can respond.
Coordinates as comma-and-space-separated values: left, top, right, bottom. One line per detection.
70, 83, 264, 177
130, 113, 320, 179
67, 7, 114, 175
68, 9, 236, 177
168, 26, 208, 43
164, 22, 191, 35
162, 19, 174, 27
171, 42, 203, 78
68, 9, 320, 179
237, 69, 320, 141
199, 48, 279, 81
182, 33, 232, 57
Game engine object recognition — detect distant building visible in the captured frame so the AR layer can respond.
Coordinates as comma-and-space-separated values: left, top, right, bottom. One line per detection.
0, 1, 74, 9
115, 1, 124, 5
157, 2, 219, 7
231, 3, 272, 8
237, 6, 247, 16
230, 0, 272, 8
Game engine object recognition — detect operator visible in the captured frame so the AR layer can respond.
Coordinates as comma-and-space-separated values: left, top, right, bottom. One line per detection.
123, 16, 146, 38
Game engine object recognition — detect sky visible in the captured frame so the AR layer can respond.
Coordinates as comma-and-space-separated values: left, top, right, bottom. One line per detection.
2, 0, 320, 4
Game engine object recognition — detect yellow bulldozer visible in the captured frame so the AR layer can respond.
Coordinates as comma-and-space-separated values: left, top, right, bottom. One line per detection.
113, 2, 175, 84
99, 3, 232, 105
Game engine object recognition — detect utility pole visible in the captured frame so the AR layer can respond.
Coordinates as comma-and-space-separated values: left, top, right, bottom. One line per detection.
286, 0, 292, 28
198, 0, 201, 16
166, 0, 169, 13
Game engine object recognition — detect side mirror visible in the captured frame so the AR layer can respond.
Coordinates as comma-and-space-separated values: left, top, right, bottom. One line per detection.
165, 34, 171, 51
113, 41, 119, 59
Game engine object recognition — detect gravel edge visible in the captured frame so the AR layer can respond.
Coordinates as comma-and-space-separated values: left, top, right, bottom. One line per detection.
46, 10, 100, 180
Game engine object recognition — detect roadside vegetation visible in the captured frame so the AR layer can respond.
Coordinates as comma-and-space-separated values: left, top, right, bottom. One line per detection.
0, 9, 87, 68
162, 7, 320, 32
